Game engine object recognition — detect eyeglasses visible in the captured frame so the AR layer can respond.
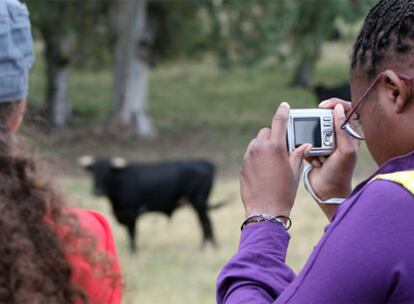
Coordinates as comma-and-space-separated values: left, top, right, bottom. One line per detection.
341, 71, 413, 141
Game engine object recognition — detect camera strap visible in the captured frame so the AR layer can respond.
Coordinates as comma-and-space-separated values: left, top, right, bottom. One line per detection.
303, 164, 346, 205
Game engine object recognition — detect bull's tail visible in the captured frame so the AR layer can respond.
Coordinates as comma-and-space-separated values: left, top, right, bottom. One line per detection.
208, 201, 227, 210
207, 193, 236, 210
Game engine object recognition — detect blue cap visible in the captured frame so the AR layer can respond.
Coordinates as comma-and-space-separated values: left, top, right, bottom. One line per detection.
0, 0, 34, 103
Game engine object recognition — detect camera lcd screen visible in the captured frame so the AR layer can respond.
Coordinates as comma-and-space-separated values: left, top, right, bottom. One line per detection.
293, 118, 321, 148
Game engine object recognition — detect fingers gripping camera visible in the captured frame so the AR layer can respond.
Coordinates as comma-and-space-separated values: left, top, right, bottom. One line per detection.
287, 109, 336, 157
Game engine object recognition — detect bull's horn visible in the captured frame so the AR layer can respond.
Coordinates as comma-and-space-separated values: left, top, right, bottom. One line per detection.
111, 157, 128, 168
78, 155, 95, 167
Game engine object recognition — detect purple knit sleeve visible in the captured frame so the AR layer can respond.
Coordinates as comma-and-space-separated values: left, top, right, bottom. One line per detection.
217, 221, 295, 304
217, 180, 414, 303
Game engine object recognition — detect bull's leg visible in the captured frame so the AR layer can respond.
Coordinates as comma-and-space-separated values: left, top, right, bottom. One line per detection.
189, 181, 217, 249
188, 179, 217, 248
194, 207, 216, 249
125, 219, 137, 253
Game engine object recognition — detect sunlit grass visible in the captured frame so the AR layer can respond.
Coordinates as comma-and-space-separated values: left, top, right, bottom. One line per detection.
63, 176, 332, 304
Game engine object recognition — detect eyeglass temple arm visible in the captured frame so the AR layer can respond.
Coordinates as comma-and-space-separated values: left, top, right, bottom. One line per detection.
341, 123, 365, 140
341, 74, 385, 128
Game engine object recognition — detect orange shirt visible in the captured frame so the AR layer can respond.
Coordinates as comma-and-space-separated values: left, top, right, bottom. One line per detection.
66, 208, 122, 304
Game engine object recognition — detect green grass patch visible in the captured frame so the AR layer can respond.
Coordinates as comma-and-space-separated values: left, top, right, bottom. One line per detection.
27, 42, 376, 175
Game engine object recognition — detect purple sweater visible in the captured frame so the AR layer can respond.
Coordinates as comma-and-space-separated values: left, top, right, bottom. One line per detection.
217, 152, 414, 303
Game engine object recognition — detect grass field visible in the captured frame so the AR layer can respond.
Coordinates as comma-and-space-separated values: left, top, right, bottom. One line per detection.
27, 42, 376, 176
27, 41, 378, 303
63, 176, 331, 304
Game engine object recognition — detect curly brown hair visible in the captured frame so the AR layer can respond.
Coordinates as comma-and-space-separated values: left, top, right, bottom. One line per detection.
0, 101, 118, 303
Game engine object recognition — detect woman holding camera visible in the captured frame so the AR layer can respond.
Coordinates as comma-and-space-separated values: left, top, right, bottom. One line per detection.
218, 0, 414, 302
0, 1, 121, 303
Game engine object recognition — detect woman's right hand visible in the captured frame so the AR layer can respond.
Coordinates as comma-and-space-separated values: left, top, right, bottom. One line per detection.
305, 98, 360, 221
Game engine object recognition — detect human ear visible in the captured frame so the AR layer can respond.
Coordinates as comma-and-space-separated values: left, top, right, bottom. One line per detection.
382, 70, 411, 113
8, 100, 26, 133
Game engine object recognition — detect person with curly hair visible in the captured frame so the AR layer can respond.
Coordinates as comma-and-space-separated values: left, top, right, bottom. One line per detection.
0, 1, 122, 303
218, 0, 414, 302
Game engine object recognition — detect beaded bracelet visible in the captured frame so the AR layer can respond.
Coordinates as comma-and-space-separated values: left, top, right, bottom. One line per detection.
241, 213, 292, 231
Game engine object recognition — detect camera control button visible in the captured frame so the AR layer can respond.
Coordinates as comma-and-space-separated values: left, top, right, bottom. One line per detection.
324, 139, 333, 146
324, 130, 333, 146
323, 122, 332, 127
323, 117, 332, 122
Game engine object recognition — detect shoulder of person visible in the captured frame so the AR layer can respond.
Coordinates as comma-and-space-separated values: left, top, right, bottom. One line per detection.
69, 208, 116, 252
332, 173, 414, 224
339, 173, 414, 225
363, 171, 414, 204
65, 208, 122, 303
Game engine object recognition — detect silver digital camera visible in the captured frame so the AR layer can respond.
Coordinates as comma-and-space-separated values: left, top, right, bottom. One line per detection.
287, 109, 336, 157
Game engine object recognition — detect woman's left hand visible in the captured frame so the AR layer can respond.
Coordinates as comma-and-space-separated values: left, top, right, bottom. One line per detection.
240, 102, 312, 218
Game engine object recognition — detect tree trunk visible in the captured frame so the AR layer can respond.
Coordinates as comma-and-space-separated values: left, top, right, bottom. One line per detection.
44, 35, 71, 128
291, 58, 316, 88
108, 0, 156, 138
204, 0, 227, 64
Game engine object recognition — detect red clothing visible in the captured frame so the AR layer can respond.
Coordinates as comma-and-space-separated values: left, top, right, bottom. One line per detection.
67, 208, 122, 304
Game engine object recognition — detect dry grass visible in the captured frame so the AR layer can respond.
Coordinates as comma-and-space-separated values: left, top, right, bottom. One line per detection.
62, 175, 339, 304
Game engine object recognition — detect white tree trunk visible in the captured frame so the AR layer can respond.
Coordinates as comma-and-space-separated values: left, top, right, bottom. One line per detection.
123, 57, 154, 137
47, 63, 69, 127
44, 35, 71, 128
109, 0, 155, 138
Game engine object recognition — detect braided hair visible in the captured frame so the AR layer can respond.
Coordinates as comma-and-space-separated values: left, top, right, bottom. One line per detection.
351, 0, 414, 78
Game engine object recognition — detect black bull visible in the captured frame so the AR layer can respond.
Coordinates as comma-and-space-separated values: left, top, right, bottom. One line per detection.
80, 157, 221, 252
313, 83, 351, 105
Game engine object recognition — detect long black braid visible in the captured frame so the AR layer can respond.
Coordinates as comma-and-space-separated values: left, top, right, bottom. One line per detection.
352, 0, 414, 78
